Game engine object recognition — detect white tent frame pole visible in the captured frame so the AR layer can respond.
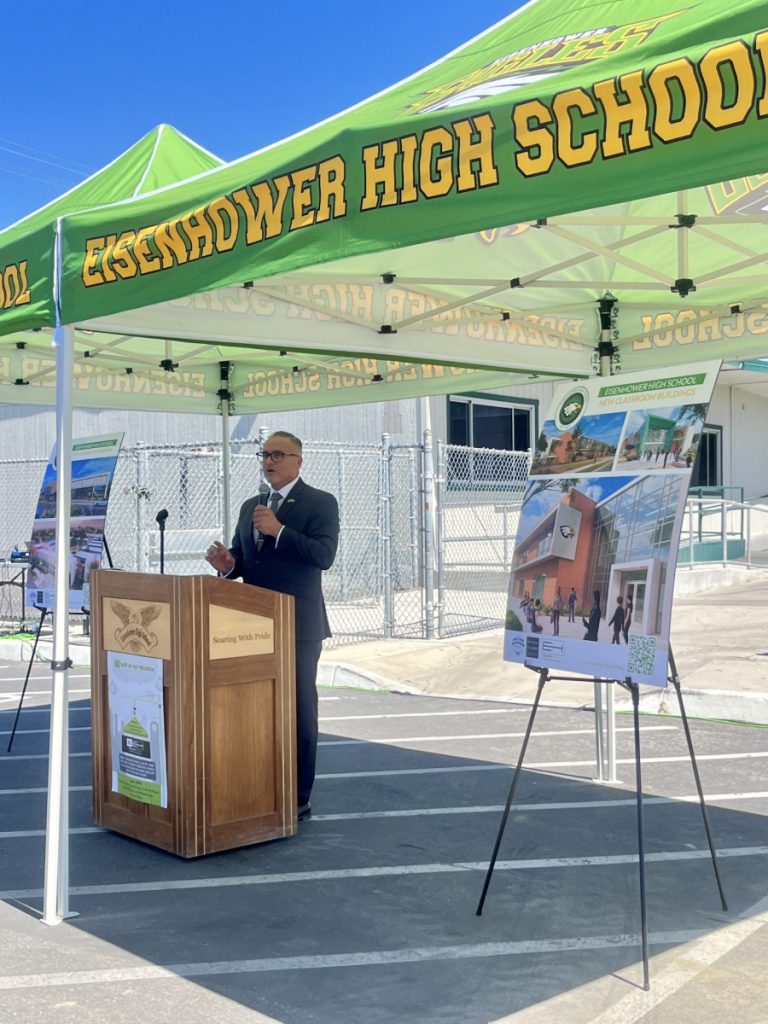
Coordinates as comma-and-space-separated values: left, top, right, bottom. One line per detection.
221, 401, 231, 543
42, 322, 74, 926
597, 300, 618, 785
219, 360, 233, 542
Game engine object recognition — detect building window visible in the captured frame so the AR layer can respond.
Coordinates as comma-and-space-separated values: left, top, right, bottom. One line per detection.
446, 393, 536, 486
692, 425, 722, 488
448, 394, 534, 451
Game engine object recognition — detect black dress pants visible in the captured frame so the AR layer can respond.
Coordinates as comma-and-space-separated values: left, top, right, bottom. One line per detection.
296, 639, 323, 805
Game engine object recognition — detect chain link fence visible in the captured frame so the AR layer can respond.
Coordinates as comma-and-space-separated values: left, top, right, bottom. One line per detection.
0, 437, 532, 644
436, 444, 531, 635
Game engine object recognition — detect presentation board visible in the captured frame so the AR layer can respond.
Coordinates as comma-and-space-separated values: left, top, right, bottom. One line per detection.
26, 433, 124, 611
504, 362, 720, 687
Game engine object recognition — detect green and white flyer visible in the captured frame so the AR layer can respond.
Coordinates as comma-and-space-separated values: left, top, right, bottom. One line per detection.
107, 651, 167, 807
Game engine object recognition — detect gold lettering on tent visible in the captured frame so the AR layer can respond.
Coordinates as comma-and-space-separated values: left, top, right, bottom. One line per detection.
513, 33, 765, 177
80, 155, 349, 288
636, 307, 768, 350
360, 115, 498, 210
0, 261, 32, 309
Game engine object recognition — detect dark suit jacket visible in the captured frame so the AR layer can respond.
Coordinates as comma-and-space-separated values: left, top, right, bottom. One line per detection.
228, 478, 339, 642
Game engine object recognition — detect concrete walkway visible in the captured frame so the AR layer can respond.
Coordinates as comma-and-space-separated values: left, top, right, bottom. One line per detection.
2, 565, 768, 724
319, 567, 768, 726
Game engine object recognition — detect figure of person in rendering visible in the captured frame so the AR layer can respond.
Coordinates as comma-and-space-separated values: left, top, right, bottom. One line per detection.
608, 595, 625, 645
567, 587, 577, 622
582, 590, 601, 641
622, 595, 633, 643
552, 586, 563, 636
205, 431, 339, 822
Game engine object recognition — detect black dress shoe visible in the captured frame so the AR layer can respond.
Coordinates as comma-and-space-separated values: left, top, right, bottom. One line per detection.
297, 801, 312, 821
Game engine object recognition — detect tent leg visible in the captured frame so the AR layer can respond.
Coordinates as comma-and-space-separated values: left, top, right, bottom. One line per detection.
42, 324, 75, 926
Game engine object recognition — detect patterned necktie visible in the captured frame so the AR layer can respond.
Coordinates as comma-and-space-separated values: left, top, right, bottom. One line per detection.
257, 492, 282, 551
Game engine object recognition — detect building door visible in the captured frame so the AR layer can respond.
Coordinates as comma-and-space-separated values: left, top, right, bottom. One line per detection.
692, 426, 722, 487
624, 579, 647, 627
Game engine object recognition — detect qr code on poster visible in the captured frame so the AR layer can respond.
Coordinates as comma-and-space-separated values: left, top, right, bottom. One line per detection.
628, 634, 657, 676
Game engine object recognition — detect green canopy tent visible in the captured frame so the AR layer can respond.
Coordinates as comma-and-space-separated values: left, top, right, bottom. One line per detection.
5, 0, 768, 923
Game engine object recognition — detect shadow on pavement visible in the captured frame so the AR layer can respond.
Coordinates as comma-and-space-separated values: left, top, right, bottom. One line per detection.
0, 691, 767, 1024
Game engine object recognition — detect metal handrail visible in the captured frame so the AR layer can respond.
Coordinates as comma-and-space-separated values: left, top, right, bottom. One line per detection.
683, 495, 768, 568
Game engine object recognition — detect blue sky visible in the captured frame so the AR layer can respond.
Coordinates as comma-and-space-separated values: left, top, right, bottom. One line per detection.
1, 1, 523, 229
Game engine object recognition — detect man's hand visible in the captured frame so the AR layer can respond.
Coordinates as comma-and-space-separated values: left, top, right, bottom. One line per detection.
253, 505, 281, 538
205, 541, 235, 575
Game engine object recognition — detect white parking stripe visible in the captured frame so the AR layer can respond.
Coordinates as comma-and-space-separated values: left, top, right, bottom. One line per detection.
0, 827, 104, 838
0, 929, 709, 990
1, 791, 765, 834
2, 750, 766, 771
0, 674, 90, 682
0, 706, 90, 715
584, 894, 768, 1024
319, 726, 676, 746
4, 725, 671, 741
321, 709, 531, 721
313, 791, 768, 821
0, 689, 91, 699
1, 847, 766, 901
0, 786, 91, 795
317, 750, 768, 779
0, 726, 91, 736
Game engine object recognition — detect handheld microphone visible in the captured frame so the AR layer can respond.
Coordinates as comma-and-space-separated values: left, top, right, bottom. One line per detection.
155, 509, 169, 525
255, 482, 270, 549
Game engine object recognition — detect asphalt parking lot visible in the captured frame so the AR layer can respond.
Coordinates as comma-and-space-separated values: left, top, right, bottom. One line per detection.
0, 662, 767, 1024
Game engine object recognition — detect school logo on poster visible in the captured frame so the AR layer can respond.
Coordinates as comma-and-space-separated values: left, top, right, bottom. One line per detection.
555, 387, 588, 429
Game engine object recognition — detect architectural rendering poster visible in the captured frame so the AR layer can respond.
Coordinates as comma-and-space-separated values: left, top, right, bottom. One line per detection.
26, 433, 124, 611
107, 651, 168, 807
504, 361, 721, 687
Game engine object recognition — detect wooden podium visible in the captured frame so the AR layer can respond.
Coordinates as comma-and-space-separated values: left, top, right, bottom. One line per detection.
89, 570, 297, 857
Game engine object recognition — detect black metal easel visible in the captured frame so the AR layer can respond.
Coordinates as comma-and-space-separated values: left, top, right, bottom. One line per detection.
7, 536, 117, 753
475, 653, 727, 991
6, 604, 49, 753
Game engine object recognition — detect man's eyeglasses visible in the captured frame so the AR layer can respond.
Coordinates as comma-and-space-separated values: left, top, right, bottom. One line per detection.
259, 450, 300, 463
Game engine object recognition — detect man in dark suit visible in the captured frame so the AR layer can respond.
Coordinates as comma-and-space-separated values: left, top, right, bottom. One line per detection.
205, 431, 339, 821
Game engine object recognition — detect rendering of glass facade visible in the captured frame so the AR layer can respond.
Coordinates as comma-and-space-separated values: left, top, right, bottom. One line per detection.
586, 475, 684, 634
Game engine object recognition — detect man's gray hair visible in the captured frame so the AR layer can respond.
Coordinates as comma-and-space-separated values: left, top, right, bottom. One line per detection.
269, 430, 303, 452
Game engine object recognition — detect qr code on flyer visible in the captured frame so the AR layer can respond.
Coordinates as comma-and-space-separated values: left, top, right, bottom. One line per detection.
628, 634, 657, 676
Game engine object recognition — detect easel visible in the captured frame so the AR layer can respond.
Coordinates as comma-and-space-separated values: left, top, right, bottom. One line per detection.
6, 604, 49, 752
475, 648, 728, 991
0, 562, 28, 633
6, 537, 115, 753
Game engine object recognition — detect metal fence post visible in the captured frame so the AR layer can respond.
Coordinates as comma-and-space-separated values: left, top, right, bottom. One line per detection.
722, 499, 727, 566
436, 441, 446, 637
423, 428, 436, 640
136, 444, 149, 573
409, 449, 420, 591
382, 433, 394, 638
337, 449, 348, 601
